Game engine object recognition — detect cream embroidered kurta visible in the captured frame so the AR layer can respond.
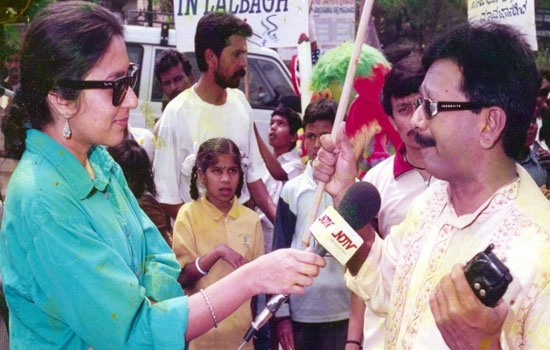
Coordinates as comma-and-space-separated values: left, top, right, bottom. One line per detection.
347, 165, 550, 349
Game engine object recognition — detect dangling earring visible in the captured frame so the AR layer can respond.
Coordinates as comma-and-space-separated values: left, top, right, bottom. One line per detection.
63, 119, 71, 139
199, 179, 206, 198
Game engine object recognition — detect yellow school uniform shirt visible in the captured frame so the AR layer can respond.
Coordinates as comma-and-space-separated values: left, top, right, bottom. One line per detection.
173, 196, 264, 350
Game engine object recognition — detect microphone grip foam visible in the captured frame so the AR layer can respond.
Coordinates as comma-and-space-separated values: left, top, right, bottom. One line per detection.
312, 243, 327, 257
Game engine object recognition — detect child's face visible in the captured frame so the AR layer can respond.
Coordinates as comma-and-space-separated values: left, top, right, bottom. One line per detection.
304, 119, 333, 160
200, 154, 240, 208
268, 114, 297, 150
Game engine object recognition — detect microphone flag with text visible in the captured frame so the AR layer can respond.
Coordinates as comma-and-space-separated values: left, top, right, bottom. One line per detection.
239, 182, 381, 347
310, 181, 381, 264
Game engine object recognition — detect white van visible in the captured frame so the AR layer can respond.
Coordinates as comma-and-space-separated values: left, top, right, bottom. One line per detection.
123, 24, 299, 142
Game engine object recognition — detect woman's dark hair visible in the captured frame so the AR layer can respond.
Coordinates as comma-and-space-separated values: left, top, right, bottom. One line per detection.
422, 22, 538, 159
1, 1, 124, 159
194, 12, 252, 72
190, 138, 244, 200
108, 139, 156, 198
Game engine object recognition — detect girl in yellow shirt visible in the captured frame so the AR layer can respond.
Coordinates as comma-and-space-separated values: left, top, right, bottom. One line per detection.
173, 137, 265, 350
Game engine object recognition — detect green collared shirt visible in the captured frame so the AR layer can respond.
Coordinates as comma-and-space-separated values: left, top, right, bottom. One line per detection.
0, 129, 189, 349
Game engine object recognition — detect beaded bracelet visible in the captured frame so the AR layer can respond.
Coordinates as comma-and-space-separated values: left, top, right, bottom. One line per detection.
195, 257, 208, 275
199, 289, 218, 328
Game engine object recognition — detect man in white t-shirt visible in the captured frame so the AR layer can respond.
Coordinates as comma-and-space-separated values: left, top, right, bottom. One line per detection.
153, 12, 276, 222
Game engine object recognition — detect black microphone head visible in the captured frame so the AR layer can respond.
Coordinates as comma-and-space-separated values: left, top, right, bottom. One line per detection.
337, 181, 381, 230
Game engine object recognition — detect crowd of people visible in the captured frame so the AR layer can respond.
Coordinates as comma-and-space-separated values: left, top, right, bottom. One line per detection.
0, 1, 550, 349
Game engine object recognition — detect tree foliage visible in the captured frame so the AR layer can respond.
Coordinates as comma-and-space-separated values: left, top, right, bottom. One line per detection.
1, 0, 53, 60
370, 0, 467, 62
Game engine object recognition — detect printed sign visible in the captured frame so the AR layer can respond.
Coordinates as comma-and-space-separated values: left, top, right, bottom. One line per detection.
311, 0, 355, 52
173, 0, 309, 51
468, 0, 537, 50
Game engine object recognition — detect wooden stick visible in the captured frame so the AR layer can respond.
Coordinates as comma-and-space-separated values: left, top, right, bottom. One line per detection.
297, 36, 313, 114
301, 0, 376, 247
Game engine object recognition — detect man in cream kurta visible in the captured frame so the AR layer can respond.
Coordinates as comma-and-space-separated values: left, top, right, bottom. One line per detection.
347, 166, 550, 348
313, 22, 550, 349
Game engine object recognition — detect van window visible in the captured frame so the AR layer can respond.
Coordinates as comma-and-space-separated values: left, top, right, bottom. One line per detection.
148, 49, 294, 110
126, 43, 144, 98
246, 58, 295, 109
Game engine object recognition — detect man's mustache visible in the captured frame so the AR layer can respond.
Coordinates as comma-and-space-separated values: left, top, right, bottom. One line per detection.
413, 131, 437, 147
233, 68, 246, 80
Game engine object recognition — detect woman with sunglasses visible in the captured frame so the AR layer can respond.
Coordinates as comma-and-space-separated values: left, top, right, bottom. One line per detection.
0, 2, 324, 348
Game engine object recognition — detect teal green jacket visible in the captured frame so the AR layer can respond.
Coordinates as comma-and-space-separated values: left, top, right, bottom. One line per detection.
0, 129, 189, 349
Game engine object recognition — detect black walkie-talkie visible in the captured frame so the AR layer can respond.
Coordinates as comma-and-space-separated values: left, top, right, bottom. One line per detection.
464, 244, 513, 307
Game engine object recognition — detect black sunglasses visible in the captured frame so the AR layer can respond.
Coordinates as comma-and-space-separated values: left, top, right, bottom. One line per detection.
57, 63, 139, 106
414, 97, 485, 119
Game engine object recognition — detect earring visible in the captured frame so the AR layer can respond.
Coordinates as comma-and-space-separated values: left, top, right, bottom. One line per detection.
198, 181, 206, 197
63, 119, 71, 139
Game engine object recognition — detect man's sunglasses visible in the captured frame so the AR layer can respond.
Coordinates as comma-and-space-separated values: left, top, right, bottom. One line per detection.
414, 97, 485, 119
57, 63, 139, 107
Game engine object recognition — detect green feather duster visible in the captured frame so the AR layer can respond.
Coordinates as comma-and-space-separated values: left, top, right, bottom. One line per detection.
310, 42, 390, 92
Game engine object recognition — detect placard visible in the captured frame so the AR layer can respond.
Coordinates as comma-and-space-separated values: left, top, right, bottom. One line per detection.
468, 0, 537, 50
311, 0, 355, 52
173, 0, 309, 51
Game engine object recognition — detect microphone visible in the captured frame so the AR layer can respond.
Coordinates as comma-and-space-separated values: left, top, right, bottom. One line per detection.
309, 181, 381, 263
0, 87, 14, 99
239, 182, 381, 347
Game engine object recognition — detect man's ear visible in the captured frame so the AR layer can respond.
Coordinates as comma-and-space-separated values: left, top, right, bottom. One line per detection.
290, 133, 299, 145
479, 107, 507, 149
204, 48, 218, 69
47, 90, 77, 118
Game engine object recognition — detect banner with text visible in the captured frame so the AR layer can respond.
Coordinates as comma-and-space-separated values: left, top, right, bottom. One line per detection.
311, 0, 355, 52
277, 0, 355, 63
173, 0, 309, 52
468, 0, 537, 50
